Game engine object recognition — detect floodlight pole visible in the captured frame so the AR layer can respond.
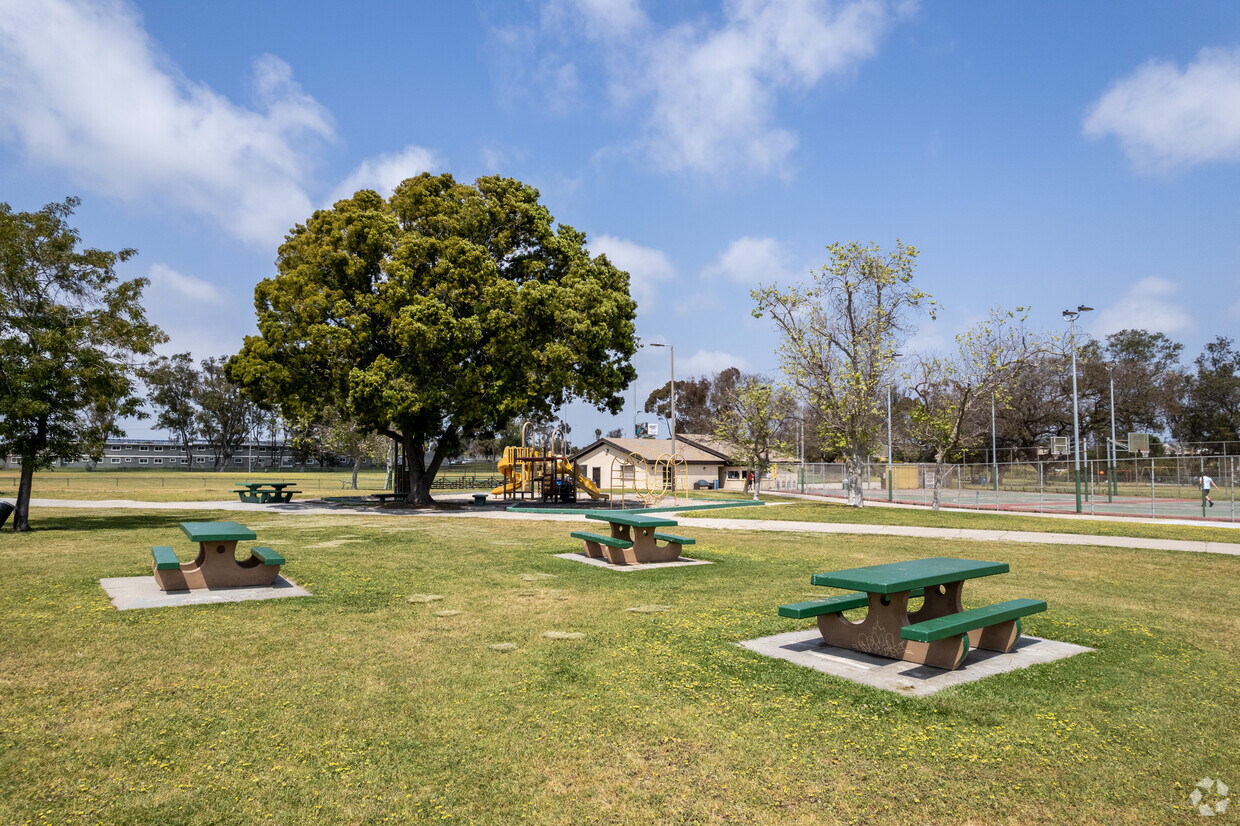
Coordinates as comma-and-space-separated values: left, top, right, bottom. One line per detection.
648, 343, 675, 456
1063, 305, 1093, 514
991, 393, 999, 501
1107, 365, 1116, 502
887, 386, 894, 502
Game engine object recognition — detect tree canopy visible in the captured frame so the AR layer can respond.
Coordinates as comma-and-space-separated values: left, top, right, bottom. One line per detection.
0, 197, 164, 530
906, 307, 1045, 508
754, 240, 931, 506
227, 173, 637, 503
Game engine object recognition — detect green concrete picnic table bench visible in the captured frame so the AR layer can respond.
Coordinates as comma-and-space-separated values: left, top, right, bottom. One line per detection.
570, 510, 696, 565
234, 481, 301, 504
151, 521, 285, 591
778, 557, 1046, 670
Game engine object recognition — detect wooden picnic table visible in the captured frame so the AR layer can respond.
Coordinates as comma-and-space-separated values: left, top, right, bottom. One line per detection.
151, 521, 285, 591
779, 558, 1046, 670
234, 481, 301, 504
570, 510, 696, 565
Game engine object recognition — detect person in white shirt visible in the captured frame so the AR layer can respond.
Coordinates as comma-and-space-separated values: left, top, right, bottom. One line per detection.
1199, 475, 1215, 507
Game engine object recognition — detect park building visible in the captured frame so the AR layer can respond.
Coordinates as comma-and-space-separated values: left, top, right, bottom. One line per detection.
4, 437, 325, 470
571, 433, 798, 492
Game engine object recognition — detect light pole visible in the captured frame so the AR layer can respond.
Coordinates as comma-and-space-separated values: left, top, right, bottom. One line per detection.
1062, 305, 1094, 514
647, 343, 675, 456
991, 393, 999, 500
887, 386, 894, 502
1107, 364, 1117, 502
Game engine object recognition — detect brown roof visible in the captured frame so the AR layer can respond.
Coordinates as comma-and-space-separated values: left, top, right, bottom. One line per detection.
573, 434, 796, 465
678, 433, 798, 464
572, 437, 729, 464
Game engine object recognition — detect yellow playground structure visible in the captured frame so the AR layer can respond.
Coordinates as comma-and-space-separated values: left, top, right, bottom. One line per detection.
492, 423, 607, 503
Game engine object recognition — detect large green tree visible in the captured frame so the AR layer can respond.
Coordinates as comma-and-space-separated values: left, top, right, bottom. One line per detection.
753, 240, 931, 507
1173, 337, 1240, 449
196, 356, 256, 470
141, 353, 200, 469
227, 173, 637, 503
0, 197, 164, 531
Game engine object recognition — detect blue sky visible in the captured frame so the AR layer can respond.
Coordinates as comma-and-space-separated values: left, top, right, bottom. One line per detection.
3, 0, 1239, 443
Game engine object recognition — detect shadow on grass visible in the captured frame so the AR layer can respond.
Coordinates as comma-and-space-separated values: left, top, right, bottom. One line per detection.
15, 512, 195, 533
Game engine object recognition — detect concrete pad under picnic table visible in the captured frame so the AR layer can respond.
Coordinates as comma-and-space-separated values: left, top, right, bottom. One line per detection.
554, 552, 714, 572
739, 629, 1092, 697
100, 575, 310, 610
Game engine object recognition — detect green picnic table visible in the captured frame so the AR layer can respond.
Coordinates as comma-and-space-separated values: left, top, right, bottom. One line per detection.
151, 521, 285, 591
569, 510, 697, 564
778, 557, 1046, 670
234, 481, 301, 504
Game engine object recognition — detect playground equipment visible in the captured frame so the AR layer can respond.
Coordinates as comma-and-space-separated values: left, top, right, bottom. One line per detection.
608, 451, 688, 510
492, 423, 607, 503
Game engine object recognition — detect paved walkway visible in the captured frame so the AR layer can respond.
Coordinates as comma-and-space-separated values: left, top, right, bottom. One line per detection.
22, 496, 1240, 557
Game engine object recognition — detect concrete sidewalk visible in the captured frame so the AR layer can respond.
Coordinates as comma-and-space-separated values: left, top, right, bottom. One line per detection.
18, 496, 1240, 557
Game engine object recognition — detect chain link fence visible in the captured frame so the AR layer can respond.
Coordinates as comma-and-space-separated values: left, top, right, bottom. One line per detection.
769, 456, 1239, 522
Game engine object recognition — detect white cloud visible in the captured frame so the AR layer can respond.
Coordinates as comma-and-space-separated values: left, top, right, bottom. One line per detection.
703, 236, 793, 285
1083, 47, 1240, 172
1091, 277, 1193, 337
0, 0, 334, 248
141, 264, 250, 358
146, 263, 226, 306
532, 0, 906, 177
680, 349, 751, 376
327, 145, 443, 204
591, 234, 676, 307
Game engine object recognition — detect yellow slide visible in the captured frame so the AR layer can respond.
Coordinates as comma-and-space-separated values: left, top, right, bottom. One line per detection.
491, 447, 524, 496
561, 459, 607, 500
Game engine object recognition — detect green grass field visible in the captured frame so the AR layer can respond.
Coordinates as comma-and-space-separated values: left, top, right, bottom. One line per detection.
1, 506, 1237, 823
0, 469, 501, 502
686, 495, 1240, 545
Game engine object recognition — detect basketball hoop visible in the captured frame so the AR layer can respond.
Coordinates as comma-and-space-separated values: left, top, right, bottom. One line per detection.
1138, 449, 1150, 458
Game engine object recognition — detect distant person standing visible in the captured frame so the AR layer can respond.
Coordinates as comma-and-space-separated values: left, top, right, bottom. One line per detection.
1199, 474, 1215, 507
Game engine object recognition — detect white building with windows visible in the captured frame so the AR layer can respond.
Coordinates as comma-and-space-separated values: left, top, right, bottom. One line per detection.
5, 438, 326, 470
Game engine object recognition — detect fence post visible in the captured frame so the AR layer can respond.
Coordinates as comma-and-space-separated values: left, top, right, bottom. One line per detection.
1150, 457, 1156, 518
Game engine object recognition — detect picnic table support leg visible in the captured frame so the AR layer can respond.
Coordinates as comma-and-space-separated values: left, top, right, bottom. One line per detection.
603, 524, 637, 565
816, 591, 969, 670
908, 580, 964, 623
969, 618, 1021, 653
172, 540, 282, 589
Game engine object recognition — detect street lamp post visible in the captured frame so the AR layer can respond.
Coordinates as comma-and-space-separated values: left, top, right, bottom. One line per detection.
1062, 305, 1094, 514
887, 386, 894, 502
647, 343, 676, 456
991, 393, 999, 502
1107, 364, 1117, 502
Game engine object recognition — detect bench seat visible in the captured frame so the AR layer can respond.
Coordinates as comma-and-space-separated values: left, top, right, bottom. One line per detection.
152, 546, 180, 571
653, 532, 695, 545
251, 546, 285, 566
569, 531, 633, 549
372, 493, 404, 502
901, 599, 1047, 642
779, 587, 925, 619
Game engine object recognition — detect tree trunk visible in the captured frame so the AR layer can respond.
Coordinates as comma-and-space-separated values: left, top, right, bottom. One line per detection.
402, 432, 437, 505
932, 451, 946, 511
14, 459, 34, 532
846, 453, 865, 507
351, 455, 361, 490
